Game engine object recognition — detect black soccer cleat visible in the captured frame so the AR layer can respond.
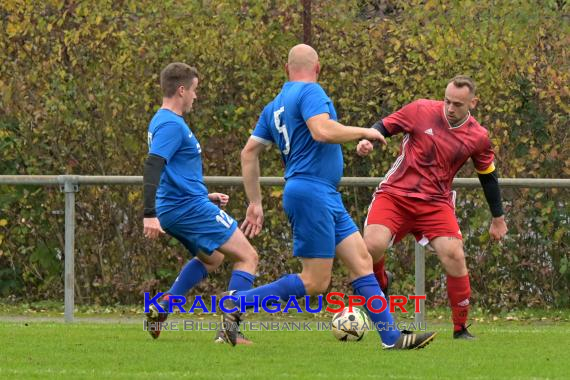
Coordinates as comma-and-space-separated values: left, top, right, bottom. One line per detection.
453, 324, 476, 340
220, 291, 243, 347
145, 303, 168, 339
384, 330, 437, 350
214, 329, 253, 345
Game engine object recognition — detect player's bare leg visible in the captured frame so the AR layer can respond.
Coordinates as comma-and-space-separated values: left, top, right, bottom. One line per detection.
215, 229, 259, 345
298, 258, 333, 295
196, 251, 225, 272
217, 228, 259, 274
337, 232, 437, 350
363, 224, 394, 295
220, 258, 332, 347
146, 251, 225, 340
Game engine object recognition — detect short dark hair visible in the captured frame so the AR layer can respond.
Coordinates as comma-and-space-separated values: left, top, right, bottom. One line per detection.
449, 75, 476, 94
160, 63, 199, 98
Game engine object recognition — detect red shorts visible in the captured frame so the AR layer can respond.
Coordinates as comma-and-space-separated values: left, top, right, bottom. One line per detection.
365, 192, 462, 246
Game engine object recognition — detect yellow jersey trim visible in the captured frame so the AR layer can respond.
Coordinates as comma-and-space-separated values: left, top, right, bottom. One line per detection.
476, 162, 496, 175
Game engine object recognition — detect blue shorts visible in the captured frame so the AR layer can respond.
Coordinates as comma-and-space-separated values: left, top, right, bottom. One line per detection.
283, 177, 358, 258
157, 199, 237, 257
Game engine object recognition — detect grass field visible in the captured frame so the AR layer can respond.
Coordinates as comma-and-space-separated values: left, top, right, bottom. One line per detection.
0, 314, 568, 380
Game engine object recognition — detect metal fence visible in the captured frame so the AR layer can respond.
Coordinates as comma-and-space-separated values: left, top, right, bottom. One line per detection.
1, 175, 569, 324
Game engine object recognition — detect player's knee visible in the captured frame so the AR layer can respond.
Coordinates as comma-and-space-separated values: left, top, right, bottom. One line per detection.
451, 247, 465, 261
442, 249, 468, 277
364, 236, 388, 258
442, 247, 466, 266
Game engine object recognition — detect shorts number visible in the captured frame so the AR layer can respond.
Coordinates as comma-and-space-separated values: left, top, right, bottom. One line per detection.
215, 210, 234, 229
273, 106, 290, 155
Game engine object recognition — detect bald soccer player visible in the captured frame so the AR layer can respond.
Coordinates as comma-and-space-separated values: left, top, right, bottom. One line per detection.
220, 44, 437, 350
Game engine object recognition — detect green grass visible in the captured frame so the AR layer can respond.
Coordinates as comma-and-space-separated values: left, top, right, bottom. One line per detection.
0, 317, 568, 379
1, 300, 569, 321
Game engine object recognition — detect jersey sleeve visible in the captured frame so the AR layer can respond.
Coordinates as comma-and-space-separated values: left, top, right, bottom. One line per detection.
381, 100, 419, 135
149, 122, 184, 162
251, 105, 274, 145
299, 84, 332, 121
472, 130, 496, 174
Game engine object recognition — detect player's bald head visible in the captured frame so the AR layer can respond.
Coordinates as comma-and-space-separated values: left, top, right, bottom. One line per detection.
287, 44, 319, 72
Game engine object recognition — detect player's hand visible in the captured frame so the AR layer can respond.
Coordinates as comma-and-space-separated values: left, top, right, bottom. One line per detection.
489, 215, 507, 241
357, 139, 374, 156
208, 192, 229, 207
363, 127, 387, 146
240, 202, 264, 238
143, 217, 165, 239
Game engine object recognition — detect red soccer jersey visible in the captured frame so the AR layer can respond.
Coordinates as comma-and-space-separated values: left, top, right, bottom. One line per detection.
378, 99, 495, 203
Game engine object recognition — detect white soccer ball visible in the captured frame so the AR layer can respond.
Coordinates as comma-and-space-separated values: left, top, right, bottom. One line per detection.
331, 307, 369, 341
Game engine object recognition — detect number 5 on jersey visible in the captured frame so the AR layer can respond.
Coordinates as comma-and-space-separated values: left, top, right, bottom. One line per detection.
273, 106, 290, 155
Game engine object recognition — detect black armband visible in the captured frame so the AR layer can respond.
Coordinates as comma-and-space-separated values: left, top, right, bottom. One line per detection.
477, 170, 504, 217
143, 154, 166, 217
371, 120, 392, 138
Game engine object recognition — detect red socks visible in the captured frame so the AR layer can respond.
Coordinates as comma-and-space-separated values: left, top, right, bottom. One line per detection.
373, 256, 388, 291
447, 274, 471, 331
374, 259, 471, 331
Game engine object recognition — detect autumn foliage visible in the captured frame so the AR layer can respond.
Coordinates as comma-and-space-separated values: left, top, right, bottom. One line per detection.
0, 1, 568, 309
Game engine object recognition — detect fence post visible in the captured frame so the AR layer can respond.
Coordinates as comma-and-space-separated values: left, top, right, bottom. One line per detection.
59, 176, 79, 323
414, 242, 426, 325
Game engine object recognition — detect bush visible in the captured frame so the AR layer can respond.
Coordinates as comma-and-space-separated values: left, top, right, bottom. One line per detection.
0, 0, 568, 308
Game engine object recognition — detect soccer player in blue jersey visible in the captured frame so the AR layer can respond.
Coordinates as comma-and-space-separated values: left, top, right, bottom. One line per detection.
220, 45, 437, 350
143, 62, 258, 343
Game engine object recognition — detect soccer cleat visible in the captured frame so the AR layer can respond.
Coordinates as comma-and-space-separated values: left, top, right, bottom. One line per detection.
383, 330, 437, 350
145, 303, 168, 339
453, 324, 476, 340
220, 291, 242, 347
214, 329, 253, 345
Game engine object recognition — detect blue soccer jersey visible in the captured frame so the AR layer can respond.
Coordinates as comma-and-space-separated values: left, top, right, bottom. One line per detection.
251, 82, 344, 187
147, 109, 208, 216
251, 82, 357, 258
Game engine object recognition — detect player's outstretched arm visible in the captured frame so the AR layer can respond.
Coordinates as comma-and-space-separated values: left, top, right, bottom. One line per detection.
240, 137, 266, 238
306, 113, 387, 145
357, 120, 392, 156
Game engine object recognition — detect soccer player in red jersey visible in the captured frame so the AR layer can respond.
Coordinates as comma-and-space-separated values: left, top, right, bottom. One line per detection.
357, 75, 508, 339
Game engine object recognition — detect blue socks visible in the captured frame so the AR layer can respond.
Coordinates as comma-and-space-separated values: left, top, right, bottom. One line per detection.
167, 258, 208, 296
351, 274, 400, 346
228, 270, 256, 292
167, 260, 257, 296
230, 273, 400, 346
234, 274, 306, 308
